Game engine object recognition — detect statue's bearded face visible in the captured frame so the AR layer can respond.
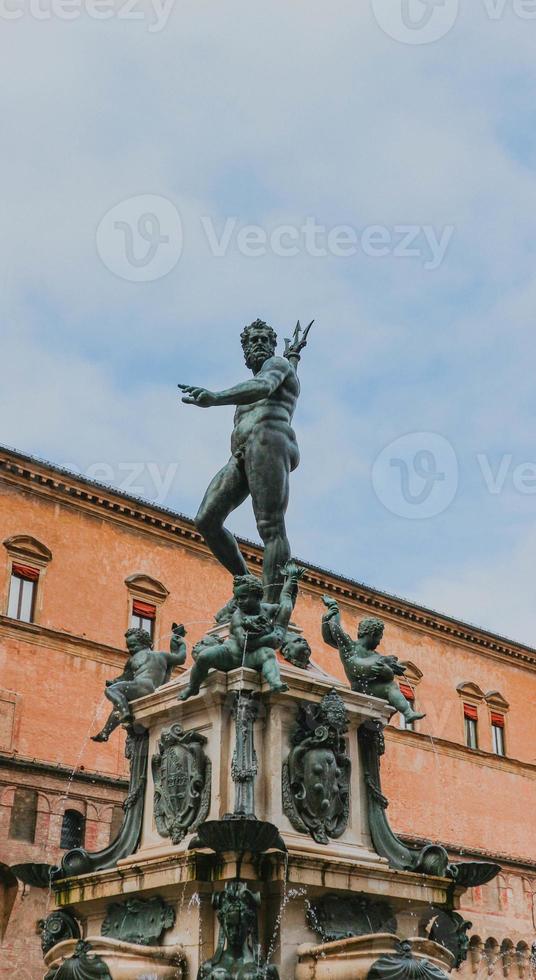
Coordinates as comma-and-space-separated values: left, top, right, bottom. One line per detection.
242, 325, 276, 372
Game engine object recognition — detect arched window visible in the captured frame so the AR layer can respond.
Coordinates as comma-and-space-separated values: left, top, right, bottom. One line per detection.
469, 935, 483, 973
60, 809, 85, 849
500, 940, 514, 976
484, 938, 499, 973
515, 942, 529, 978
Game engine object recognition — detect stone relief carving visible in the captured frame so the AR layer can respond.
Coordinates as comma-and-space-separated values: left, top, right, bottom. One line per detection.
152, 723, 211, 844
101, 896, 175, 946
282, 688, 350, 844
307, 892, 396, 943
39, 909, 81, 955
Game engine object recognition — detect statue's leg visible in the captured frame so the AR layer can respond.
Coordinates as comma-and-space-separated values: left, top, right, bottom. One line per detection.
387, 683, 426, 722
91, 710, 121, 742
195, 457, 249, 577
246, 428, 296, 603
179, 645, 236, 701
105, 682, 132, 721
248, 648, 289, 693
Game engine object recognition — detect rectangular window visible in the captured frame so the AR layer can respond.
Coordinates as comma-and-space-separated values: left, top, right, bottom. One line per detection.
7, 565, 39, 622
464, 703, 478, 749
399, 683, 415, 731
491, 713, 505, 756
130, 599, 156, 639
9, 787, 37, 842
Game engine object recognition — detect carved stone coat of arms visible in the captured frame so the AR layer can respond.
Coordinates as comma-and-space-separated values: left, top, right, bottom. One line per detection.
151, 723, 211, 844
282, 688, 350, 845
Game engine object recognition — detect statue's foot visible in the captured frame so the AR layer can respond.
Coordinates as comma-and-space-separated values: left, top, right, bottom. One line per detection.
179, 685, 199, 701
271, 682, 289, 694
91, 732, 109, 743
406, 710, 426, 722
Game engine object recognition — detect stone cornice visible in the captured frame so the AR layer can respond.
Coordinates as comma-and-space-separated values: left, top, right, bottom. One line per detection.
385, 726, 536, 779
0, 615, 127, 668
2, 444, 536, 671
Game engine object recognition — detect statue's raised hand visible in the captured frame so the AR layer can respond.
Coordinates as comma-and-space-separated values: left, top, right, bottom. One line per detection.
321, 594, 339, 614
178, 384, 216, 407
283, 319, 314, 364
280, 559, 305, 582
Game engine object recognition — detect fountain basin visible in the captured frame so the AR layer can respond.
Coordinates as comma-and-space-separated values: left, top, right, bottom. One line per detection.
190, 817, 287, 853
44, 936, 185, 979
295, 934, 454, 980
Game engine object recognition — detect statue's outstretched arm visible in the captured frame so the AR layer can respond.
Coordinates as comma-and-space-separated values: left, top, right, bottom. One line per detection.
178, 357, 290, 408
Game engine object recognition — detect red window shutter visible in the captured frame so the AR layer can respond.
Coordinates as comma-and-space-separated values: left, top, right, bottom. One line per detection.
12, 563, 39, 581
463, 703, 478, 720
399, 683, 415, 701
490, 712, 505, 727
132, 599, 156, 619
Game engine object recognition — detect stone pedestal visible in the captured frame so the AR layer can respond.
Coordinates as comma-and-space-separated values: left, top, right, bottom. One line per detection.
49, 665, 459, 979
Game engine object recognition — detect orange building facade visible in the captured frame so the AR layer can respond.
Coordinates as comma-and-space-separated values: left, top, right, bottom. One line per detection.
0, 444, 534, 979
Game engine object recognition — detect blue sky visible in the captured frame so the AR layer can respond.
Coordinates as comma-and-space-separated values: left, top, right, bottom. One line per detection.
3, 0, 536, 644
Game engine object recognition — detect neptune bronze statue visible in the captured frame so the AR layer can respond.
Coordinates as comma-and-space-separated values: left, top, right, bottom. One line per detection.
179, 318, 312, 602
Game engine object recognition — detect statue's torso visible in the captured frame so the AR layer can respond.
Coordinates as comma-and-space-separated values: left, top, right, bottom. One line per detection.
129, 648, 167, 686
343, 646, 384, 683
231, 358, 299, 458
